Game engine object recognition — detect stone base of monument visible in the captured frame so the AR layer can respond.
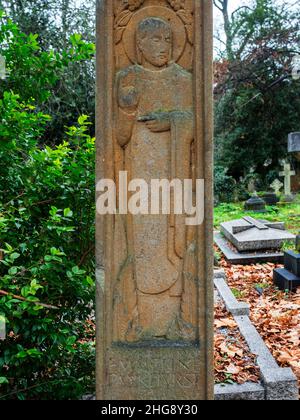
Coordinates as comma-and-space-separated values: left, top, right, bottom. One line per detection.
214, 270, 298, 401
214, 232, 285, 265
280, 194, 295, 204
273, 250, 300, 292
244, 195, 266, 213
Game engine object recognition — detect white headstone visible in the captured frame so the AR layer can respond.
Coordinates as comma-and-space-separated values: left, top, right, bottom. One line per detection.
270, 179, 283, 195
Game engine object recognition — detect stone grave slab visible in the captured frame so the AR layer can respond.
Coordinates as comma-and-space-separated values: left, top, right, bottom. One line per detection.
215, 216, 295, 265
284, 250, 300, 277
214, 232, 285, 265
220, 216, 295, 252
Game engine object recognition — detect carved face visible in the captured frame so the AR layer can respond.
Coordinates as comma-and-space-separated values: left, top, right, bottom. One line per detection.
137, 18, 172, 67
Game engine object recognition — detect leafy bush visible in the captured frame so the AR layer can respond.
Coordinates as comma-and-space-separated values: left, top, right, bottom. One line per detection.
0, 13, 95, 400
0, 10, 95, 144
0, 115, 95, 400
214, 166, 237, 203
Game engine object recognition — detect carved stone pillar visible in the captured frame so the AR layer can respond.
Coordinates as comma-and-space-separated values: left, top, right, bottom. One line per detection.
96, 0, 214, 400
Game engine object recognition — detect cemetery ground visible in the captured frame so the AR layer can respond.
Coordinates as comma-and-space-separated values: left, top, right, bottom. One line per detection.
214, 196, 300, 397
215, 197, 300, 236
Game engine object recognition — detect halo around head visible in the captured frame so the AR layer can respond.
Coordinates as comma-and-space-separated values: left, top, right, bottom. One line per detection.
123, 6, 186, 65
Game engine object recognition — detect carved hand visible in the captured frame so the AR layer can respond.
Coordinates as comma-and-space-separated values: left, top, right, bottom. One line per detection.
144, 116, 171, 133
118, 73, 139, 112
119, 86, 139, 113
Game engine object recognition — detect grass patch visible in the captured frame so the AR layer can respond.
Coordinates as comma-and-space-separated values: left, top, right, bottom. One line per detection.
214, 195, 300, 234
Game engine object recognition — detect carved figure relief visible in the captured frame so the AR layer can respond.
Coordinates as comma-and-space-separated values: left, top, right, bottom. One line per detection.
112, 0, 198, 343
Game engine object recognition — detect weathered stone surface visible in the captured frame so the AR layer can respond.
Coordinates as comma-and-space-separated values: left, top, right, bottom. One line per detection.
215, 272, 298, 400
96, 0, 214, 400
107, 346, 203, 400
214, 232, 285, 265
261, 368, 298, 401
220, 217, 295, 253
235, 313, 298, 400
214, 383, 265, 401
214, 276, 250, 316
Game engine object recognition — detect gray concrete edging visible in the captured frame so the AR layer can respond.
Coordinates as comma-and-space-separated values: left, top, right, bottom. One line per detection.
214, 270, 298, 401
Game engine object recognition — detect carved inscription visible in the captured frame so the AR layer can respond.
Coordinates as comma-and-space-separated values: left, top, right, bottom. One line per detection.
108, 348, 202, 399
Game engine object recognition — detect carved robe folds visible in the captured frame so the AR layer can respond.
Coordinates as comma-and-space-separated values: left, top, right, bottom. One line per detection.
114, 63, 196, 342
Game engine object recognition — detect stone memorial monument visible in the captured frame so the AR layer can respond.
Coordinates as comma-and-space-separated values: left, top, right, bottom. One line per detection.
244, 192, 266, 213
0, 55, 6, 80
262, 192, 279, 206
96, 0, 214, 400
288, 132, 300, 158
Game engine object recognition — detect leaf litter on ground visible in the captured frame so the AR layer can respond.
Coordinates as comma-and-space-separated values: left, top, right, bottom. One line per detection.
219, 257, 300, 396
214, 297, 260, 385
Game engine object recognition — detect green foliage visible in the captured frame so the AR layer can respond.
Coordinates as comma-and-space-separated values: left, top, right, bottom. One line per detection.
214, 196, 300, 235
0, 114, 95, 400
281, 240, 296, 252
0, 13, 95, 399
0, 8, 95, 144
214, 166, 237, 203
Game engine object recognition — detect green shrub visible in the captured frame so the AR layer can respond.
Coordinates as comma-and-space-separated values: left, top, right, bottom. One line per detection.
0, 14, 95, 400
0, 116, 95, 400
214, 166, 237, 203
0, 10, 95, 144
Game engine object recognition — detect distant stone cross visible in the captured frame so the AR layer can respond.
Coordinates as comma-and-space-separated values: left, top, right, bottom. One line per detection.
270, 179, 283, 195
279, 163, 295, 196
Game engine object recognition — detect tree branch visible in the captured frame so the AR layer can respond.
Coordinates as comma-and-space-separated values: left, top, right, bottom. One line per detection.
0, 290, 59, 310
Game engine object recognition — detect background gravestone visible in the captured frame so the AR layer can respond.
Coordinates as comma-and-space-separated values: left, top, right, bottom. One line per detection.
244, 192, 266, 213
96, 0, 214, 400
288, 132, 300, 155
288, 132, 300, 192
